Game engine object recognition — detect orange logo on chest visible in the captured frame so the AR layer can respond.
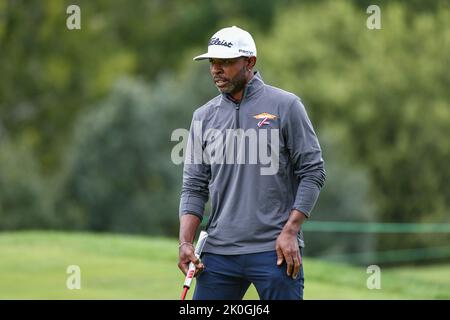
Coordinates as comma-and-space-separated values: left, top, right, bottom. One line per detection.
253, 112, 278, 127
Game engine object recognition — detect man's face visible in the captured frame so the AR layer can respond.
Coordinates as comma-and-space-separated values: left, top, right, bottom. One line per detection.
209, 57, 249, 95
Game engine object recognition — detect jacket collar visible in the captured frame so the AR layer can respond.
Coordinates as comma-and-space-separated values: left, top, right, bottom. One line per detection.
222, 71, 264, 104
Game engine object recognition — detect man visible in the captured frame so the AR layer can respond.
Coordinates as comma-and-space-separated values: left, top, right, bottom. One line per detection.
178, 26, 326, 300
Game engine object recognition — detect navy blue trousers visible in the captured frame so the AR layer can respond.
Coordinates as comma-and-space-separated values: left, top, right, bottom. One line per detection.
193, 250, 304, 300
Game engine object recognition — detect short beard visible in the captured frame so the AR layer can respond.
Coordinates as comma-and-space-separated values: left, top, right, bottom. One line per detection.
216, 66, 247, 95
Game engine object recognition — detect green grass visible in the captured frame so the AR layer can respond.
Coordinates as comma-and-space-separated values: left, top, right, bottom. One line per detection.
0, 231, 448, 299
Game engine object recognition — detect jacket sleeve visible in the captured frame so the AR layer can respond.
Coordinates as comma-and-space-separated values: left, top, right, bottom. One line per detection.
283, 98, 326, 218
179, 112, 210, 221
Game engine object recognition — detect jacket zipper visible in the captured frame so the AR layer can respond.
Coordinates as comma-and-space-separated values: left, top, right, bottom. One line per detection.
234, 87, 247, 129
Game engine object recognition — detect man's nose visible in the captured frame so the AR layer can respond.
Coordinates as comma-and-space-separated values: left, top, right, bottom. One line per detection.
210, 62, 224, 75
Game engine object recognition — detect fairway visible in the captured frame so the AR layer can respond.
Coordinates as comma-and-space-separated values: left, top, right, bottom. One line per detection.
0, 232, 448, 299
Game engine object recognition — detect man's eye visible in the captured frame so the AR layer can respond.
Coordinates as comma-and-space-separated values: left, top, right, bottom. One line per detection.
209, 59, 233, 65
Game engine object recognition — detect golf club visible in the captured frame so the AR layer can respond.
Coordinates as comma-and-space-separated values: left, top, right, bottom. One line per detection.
180, 231, 208, 300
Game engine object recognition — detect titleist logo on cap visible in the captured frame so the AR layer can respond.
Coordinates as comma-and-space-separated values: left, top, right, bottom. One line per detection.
208, 37, 233, 48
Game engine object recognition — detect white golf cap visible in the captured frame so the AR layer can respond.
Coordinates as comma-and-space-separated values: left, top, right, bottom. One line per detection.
193, 26, 257, 61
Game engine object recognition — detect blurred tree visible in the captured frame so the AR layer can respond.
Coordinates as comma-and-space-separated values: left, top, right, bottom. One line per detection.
306, 125, 377, 257
1, 0, 448, 256
56, 63, 216, 235
259, 1, 450, 250
0, 0, 288, 172
0, 140, 55, 229
0, 0, 289, 233
0, 0, 136, 172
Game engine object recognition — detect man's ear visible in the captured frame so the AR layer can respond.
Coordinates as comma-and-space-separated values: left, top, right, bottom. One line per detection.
247, 56, 257, 70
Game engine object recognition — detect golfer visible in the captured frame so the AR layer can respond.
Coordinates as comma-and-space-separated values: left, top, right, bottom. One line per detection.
178, 26, 326, 300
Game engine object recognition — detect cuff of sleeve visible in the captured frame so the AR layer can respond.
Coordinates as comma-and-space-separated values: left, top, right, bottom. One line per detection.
291, 206, 311, 219
292, 181, 321, 218
180, 211, 203, 222
179, 195, 205, 221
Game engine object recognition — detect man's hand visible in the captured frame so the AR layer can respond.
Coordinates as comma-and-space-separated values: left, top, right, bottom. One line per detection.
275, 209, 306, 279
276, 229, 302, 279
178, 214, 203, 276
178, 243, 204, 277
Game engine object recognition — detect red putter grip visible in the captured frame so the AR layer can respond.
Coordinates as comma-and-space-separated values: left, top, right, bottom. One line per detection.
180, 231, 208, 300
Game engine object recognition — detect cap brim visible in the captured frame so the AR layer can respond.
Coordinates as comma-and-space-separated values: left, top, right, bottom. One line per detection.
192, 52, 242, 61
192, 53, 211, 61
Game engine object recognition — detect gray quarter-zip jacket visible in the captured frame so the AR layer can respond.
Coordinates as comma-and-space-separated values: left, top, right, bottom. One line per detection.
179, 72, 325, 254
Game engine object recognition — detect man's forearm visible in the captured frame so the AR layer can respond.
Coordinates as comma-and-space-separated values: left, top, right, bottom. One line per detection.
179, 214, 201, 243
282, 209, 307, 235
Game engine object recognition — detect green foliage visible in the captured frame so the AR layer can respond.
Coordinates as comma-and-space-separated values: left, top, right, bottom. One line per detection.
0, 0, 448, 261
0, 0, 286, 171
0, 141, 55, 229
259, 2, 450, 250
306, 125, 377, 256
57, 64, 216, 235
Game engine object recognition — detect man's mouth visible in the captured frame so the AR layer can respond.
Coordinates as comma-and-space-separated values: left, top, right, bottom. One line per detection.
214, 78, 229, 87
